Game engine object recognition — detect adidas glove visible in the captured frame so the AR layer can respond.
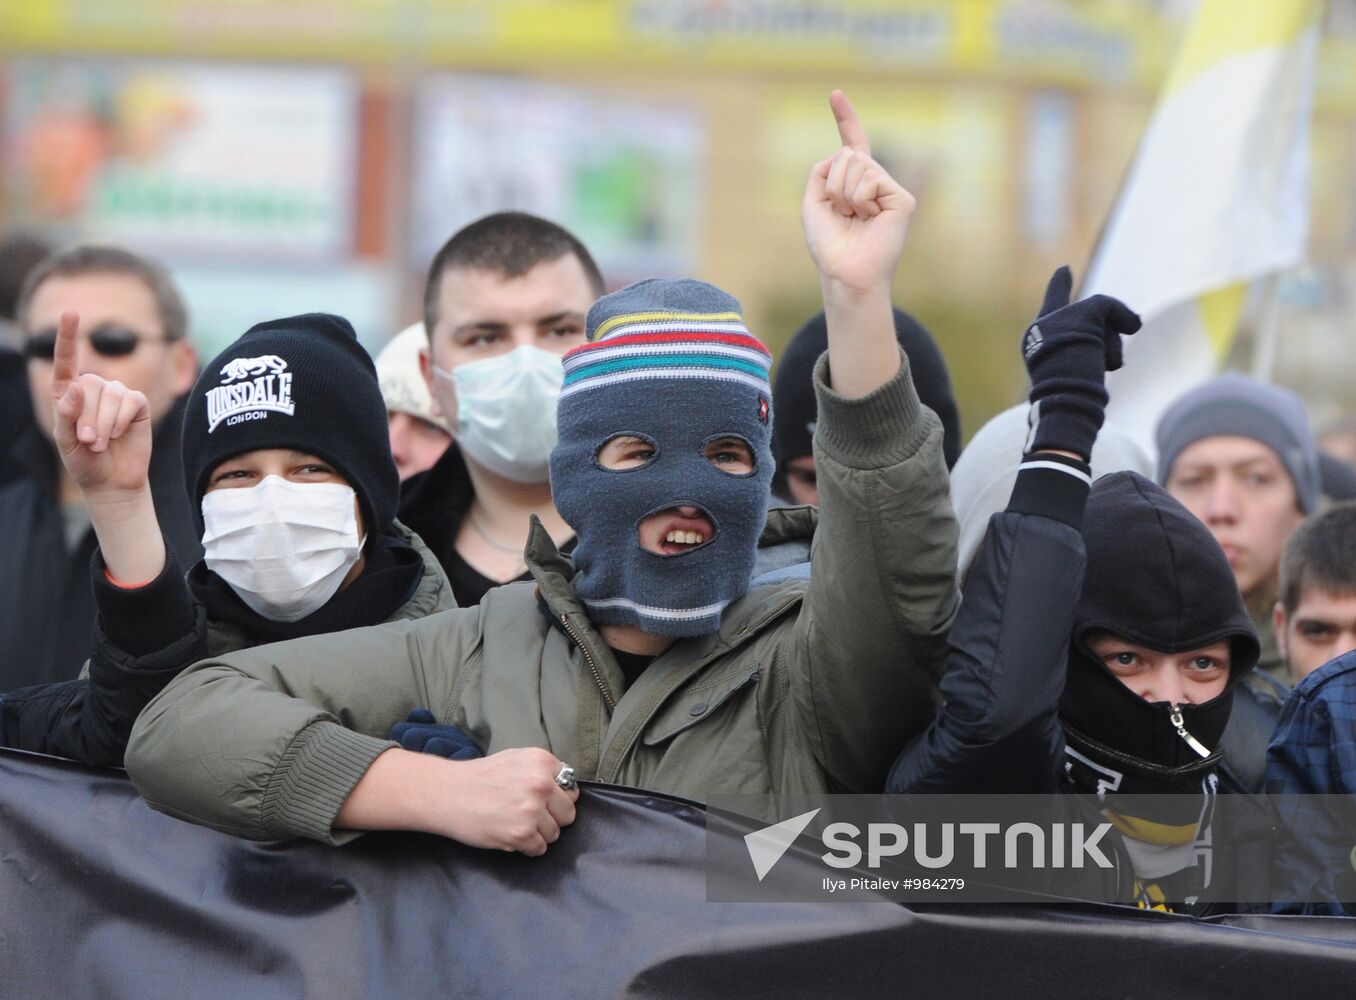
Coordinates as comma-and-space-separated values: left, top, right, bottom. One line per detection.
1022, 266, 1141, 461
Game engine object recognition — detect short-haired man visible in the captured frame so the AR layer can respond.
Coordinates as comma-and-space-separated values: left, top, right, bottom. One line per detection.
1157, 373, 1319, 682
398, 211, 605, 607
0, 244, 200, 689
1274, 502, 1356, 683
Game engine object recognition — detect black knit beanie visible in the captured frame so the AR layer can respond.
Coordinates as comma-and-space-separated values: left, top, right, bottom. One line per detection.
772, 308, 961, 477
181, 313, 398, 539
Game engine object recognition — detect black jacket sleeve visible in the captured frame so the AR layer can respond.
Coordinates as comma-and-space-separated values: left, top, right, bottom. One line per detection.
0, 544, 205, 767
886, 455, 1090, 794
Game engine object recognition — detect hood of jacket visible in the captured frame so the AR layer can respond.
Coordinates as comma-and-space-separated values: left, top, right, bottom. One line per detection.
1060, 471, 1259, 779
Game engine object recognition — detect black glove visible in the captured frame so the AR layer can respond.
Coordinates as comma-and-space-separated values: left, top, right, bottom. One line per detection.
389, 708, 484, 762
1021, 266, 1140, 461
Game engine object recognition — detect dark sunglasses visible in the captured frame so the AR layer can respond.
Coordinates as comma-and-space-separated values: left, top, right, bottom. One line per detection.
23, 325, 174, 360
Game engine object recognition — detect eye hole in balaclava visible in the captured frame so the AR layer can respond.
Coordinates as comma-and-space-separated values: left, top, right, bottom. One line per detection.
700, 434, 758, 479
595, 433, 660, 473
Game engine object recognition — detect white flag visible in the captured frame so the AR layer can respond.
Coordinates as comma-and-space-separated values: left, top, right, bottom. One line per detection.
1083, 0, 1322, 454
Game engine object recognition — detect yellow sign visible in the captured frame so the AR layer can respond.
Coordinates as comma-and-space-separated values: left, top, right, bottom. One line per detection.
0, 1, 1168, 88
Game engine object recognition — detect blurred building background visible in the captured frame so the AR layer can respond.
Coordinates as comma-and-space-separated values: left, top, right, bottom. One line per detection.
2, 0, 1353, 435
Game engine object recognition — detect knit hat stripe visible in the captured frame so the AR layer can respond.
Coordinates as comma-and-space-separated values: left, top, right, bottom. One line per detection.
564, 339, 775, 371
565, 343, 769, 377
563, 336, 770, 379
582, 595, 732, 621
596, 321, 752, 342
564, 352, 770, 387
560, 366, 771, 400
571, 329, 771, 357
592, 310, 745, 341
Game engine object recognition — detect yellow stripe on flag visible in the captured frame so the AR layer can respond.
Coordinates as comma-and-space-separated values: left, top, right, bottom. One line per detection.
1196, 283, 1248, 362
1162, 0, 1322, 97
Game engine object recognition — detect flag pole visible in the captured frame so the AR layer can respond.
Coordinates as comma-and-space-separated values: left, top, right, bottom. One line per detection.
1250, 272, 1284, 381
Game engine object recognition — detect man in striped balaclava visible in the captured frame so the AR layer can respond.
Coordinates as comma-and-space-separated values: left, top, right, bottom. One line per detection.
548, 278, 775, 638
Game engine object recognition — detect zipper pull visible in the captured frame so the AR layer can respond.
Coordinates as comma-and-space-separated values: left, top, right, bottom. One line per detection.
1169, 703, 1213, 759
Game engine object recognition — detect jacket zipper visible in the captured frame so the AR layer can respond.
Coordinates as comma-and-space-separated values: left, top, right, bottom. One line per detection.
1169, 704, 1214, 759
560, 613, 616, 711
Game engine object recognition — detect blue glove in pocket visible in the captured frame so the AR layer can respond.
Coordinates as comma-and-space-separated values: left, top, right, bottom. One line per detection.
389, 708, 484, 760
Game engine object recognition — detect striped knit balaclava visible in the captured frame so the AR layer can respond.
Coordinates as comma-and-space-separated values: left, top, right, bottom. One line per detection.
549, 279, 775, 637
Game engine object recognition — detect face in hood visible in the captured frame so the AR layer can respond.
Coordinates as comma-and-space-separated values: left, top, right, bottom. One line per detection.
1059, 472, 1259, 794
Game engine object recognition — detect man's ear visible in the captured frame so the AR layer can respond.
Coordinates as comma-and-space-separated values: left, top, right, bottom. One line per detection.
1273, 600, 1289, 663
169, 338, 198, 396
418, 344, 444, 419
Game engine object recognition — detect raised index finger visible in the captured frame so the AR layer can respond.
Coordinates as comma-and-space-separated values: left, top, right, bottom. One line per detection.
830, 90, 871, 155
52, 310, 80, 396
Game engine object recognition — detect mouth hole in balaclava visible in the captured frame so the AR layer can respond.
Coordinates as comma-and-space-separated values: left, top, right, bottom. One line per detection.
635, 501, 720, 558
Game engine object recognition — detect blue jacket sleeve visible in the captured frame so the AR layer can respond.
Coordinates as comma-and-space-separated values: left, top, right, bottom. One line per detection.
887, 456, 1089, 794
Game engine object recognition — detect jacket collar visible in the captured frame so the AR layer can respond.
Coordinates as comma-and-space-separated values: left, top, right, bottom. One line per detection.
525, 515, 805, 710
758, 503, 817, 547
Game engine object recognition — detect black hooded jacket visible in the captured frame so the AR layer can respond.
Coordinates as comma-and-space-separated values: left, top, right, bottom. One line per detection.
887, 468, 1265, 912
1061, 472, 1260, 789
0, 396, 202, 690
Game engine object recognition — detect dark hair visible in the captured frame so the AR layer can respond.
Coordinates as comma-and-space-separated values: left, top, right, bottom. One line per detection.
422, 212, 605, 334
0, 231, 55, 323
1279, 501, 1356, 613
17, 243, 188, 342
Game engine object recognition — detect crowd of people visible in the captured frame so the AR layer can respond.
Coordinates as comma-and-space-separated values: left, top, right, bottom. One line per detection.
2, 92, 1356, 917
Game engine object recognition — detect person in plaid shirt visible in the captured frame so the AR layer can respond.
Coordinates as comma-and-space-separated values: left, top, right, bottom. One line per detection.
1266, 648, 1356, 913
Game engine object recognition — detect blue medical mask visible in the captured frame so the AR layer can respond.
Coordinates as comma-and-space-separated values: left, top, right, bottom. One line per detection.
433, 344, 563, 483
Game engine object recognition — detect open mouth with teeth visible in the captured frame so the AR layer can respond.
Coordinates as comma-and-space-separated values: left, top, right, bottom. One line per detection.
648, 507, 718, 556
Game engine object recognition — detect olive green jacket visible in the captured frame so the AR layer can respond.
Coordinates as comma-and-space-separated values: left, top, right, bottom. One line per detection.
127, 353, 959, 844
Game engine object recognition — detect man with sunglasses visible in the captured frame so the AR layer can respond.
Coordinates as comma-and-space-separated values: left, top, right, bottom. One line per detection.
0, 244, 200, 690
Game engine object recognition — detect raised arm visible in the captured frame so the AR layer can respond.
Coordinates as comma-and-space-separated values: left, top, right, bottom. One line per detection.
787, 92, 954, 791
888, 268, 1140, 794
0, 313, 199, 764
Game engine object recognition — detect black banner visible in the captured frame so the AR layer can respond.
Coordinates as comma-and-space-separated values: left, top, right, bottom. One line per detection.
3, 749, 1356, 998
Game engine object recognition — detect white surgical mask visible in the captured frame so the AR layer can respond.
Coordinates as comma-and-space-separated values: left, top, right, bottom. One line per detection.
433, 344, 563, 483
201, 476, 363, 623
